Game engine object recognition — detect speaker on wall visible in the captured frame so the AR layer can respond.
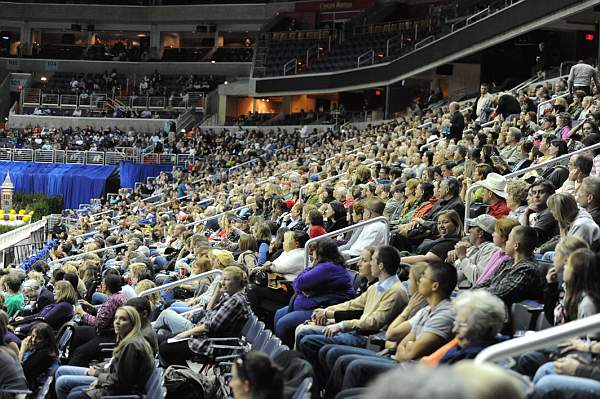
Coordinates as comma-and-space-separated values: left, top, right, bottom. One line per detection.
71, 24, 82, 32
87, 24, 95, 32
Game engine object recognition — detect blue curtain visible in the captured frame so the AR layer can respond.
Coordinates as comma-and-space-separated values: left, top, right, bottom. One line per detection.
119, 161, 173, 189
0, 162, 116, 209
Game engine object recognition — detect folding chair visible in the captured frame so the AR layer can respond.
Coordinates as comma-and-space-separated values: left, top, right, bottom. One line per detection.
291, 377, 313, 399
251, 330, 272, 352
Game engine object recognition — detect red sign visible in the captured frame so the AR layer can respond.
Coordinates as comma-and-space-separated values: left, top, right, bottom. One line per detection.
586, 33, 595, 41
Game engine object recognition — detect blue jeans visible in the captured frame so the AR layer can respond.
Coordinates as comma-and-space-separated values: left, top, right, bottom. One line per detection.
274, 307, 313, 347
151, 309, 194, 334
338, 355, 398, 390
91, 292, 107, 305
533, 361, 600, 398
169, 302, 191, 314
319, 345, 380, 394
297, 328, 368, 389
55, 366, 96, 399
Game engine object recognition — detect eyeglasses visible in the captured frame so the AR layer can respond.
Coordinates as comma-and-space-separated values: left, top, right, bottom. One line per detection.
420, 274, 437, 283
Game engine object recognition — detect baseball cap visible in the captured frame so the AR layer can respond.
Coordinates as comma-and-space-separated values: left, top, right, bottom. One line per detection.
467, 214, 496, 234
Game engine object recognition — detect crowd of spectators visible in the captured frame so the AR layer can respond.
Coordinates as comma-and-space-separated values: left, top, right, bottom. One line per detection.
3, 60, 600, 399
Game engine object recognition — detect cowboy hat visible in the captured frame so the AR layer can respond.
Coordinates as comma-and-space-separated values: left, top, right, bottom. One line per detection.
478, 173, 508, 199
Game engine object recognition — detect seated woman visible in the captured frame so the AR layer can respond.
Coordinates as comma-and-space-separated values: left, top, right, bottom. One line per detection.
13, 280, 78, 337
54, 306, 155, 399
158, 266, 252, 366
230, 351, 284, 399
125, 297, 159, 356
166, 254, 212, 314
324, 201, 348, 233
151, 250, 234, 335
516, 247, 600, 378
532, 249, 600, 396
476, 218, 521, 285
274, 238, 355, 347
399, 210, 463, 265
68, 274, 127, 367
19, 322, 58, 391
545, 192, 600, 252
391, 182, 435, 226
247, 231, 309, 329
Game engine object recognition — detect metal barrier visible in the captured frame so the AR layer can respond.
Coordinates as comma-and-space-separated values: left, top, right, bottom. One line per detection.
357, 50, 375, 68
298, 160, 381, 198
138, 270, 223, 298
48, 243, 127, 267
13, 149, 33, 162
403, 121, 433, 136
463, 141, 600, 230
476, 314, 600, 364
0, 148, 193, 167
303, 216, 390, 268
228, 158, 259, 176
186, 205, 251, 230
419, 138, 445, 152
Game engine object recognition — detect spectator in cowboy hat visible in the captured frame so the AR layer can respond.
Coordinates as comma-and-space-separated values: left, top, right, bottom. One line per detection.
478, 173, 510, 218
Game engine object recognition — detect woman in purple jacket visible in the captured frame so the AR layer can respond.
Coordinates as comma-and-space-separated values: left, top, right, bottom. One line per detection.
13, 281, 78, 338
274, 238, 355, 346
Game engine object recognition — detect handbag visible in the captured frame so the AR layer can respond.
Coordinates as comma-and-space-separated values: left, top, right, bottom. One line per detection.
250, 269, 288, 291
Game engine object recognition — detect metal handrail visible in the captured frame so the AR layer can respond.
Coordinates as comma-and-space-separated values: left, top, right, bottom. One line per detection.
48, 243, 127, 267
463, 141, 600, 230
475, 314, 600, 364
404, 121, 433, 136
537, 91, 570, 122
420, 138, 445, 151
186, 205, 251, 229
303, 216, 390, 268
466, 6, 490, 25
299, 160, 381, 198
510, 75, 542, 93
138, 269, 224, 297
228, 158, 258, 175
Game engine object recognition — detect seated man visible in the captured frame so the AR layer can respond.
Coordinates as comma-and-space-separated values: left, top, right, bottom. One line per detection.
446, 214, 498, 288
338, 199, 387, 258
20, 279, 55, 316
309, 261, 457, 393
520, 180, 559, 247
473, 225, 544, 306
158, 266, 251, 366
296, 246, 409, 378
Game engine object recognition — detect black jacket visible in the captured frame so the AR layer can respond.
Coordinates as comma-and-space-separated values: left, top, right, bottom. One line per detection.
86, 336, 154, 399
449, 111, 465, 142
21, 288, 55, 317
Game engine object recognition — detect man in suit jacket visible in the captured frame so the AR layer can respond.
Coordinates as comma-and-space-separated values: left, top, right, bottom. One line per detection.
20, 280, 55, 316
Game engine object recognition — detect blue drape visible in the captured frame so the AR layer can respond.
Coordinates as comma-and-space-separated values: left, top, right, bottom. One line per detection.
119, 161, 173, 189
0, 162, 116, 209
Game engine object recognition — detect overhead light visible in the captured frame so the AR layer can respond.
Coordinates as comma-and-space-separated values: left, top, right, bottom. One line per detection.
211, 60, 215, 63
1, 36, 9, 40
224, 81, 228, 85
40, 76, 47, 82
137, 33, 147, 37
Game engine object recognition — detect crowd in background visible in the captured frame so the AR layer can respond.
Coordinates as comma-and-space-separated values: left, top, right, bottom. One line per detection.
2, 60, 600, 399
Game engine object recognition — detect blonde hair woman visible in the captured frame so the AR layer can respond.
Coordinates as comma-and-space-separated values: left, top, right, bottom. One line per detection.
55, 306, 155, 399
547, 192, 600, 250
